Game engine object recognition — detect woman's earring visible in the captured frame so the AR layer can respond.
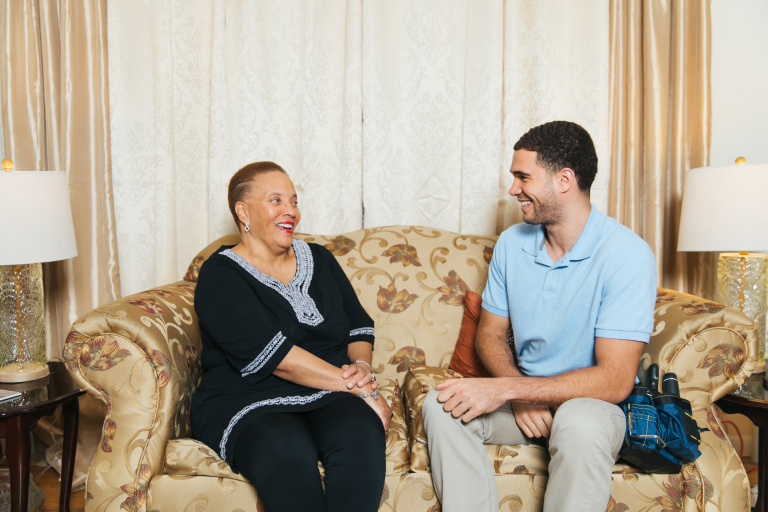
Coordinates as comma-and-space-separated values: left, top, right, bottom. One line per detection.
245, 223, 250, 232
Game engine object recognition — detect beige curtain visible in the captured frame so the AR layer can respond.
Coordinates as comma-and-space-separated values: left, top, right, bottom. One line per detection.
360, 0, 612, 235
109, 0, 364, 297
361, 0, 505, 234
109, 0, 612, 279
0, 0, 119, 488
498, 0, 612, 233
608, 0, 714, 298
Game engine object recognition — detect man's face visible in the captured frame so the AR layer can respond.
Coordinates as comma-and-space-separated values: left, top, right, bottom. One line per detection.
509, 149, 562, 226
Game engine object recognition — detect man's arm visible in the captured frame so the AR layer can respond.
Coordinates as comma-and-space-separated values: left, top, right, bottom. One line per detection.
436, 335, 644, 423
500, 336, 643, 405
474, 308, 555, 437
474, 308, 520, 377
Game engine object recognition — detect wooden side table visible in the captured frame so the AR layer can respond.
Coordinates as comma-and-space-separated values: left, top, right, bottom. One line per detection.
0, 361, 84, 512
717, 383, 768, 512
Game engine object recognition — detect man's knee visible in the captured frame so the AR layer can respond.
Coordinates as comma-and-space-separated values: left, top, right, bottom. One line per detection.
423, 389, 442, 418
423, 388, 461, 434
550, 398, 625, 452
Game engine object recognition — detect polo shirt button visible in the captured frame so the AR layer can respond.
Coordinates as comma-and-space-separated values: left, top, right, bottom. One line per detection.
550, 269, 555, 272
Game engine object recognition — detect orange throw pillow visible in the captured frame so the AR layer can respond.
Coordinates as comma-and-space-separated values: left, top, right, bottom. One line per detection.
449, 289, 490, 378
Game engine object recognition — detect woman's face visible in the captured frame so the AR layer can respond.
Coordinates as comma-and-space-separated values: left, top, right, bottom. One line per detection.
238, 171, 300, 252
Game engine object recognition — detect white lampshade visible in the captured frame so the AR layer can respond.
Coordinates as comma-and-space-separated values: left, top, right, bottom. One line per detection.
0, 171, 77, 265
678, 164, 768, 252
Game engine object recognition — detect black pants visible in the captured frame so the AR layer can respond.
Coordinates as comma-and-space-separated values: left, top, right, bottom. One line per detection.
233, 396, 386, 512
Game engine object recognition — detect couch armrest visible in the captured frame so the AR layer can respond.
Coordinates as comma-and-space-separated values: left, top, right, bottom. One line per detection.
644, 288, 758, 408
63, 281, 202, 512
402, 366, 463, 472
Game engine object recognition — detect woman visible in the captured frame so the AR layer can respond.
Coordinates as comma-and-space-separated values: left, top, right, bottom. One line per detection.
192, 161, 390, 512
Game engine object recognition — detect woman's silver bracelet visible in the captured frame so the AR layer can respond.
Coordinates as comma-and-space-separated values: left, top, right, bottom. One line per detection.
358, 387, 379, 401
354, 360, 376, 381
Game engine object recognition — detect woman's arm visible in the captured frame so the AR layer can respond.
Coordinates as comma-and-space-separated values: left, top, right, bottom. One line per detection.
343, 341, 377, 390
318, 246, 379, 389
347, 341, 372, 366
273, 345, 374, 396
275, 343, 390, 431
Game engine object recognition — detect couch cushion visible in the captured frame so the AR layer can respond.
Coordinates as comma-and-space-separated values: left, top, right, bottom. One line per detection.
382, 382, 410, 474
449, 289, 490, 378
164, 438, 250, 482
403, 365, 464, 472
487, 444, 550, 476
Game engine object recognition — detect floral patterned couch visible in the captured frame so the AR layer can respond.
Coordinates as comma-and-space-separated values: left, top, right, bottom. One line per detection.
63, 226, 757, 512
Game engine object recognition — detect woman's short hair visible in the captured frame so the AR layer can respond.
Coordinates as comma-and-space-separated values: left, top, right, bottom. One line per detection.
228, 161, 287, 227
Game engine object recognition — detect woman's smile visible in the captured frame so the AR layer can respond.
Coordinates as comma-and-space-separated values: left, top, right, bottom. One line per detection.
276, 221, 294, 233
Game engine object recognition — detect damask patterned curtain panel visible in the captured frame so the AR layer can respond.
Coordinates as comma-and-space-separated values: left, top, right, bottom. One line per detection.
109, 0, 611, 295
362, 0, 611, 235
109, 0, 363, 296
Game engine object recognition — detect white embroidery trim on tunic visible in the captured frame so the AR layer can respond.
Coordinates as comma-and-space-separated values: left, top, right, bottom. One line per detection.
221, 240, 324, 326
219, 390, 337, 460
349, 327, 375, 337
241, 331, 286, 377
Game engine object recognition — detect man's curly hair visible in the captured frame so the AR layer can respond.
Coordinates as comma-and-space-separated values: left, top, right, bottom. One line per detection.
513, 121, 597, 195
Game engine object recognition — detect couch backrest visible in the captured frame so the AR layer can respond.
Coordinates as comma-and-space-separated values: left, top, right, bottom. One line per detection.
186, 226, 760, 403
187, 226, 497, 386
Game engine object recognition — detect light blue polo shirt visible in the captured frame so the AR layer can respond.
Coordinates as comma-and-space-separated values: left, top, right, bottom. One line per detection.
482, 205, 656, 378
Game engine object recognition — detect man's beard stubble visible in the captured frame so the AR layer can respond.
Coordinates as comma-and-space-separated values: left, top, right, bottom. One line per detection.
522, 181, 562, 226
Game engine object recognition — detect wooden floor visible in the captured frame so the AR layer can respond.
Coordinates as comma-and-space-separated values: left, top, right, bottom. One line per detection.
30, 467, 85, 512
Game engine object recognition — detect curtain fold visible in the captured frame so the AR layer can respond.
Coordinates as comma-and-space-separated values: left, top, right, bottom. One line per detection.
0, 0, 119, 489
608, 0, 714, 298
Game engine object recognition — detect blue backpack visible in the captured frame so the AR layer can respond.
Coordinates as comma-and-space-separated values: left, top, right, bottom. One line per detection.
618, 369, 703, 473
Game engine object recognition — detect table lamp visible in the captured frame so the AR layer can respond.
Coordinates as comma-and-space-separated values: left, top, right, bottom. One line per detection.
0, 159, 77, 382
678, 159, 768, 379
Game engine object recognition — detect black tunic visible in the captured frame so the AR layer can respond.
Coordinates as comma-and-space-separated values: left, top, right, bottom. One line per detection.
191, 240, 375, 465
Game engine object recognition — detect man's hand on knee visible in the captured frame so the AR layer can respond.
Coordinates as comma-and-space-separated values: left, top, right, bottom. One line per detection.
434, 379, 507, 422
510, 403, 553, 438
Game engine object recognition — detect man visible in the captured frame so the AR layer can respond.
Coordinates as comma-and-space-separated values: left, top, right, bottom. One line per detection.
423, 121, 656, 512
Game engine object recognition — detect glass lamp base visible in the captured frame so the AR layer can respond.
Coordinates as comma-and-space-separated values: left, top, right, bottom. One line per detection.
0, 361, 49, 383
716, 253, 768, 398
0, 264, 47, 383
716, 253, 767, 361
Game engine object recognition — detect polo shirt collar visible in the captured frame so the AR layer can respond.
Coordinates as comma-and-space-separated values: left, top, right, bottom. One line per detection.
521, 204, 605, 264
522, 224, 540, 257
569, 205, 604, 261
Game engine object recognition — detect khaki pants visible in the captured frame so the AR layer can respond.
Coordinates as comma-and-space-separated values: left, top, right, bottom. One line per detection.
423, 389, 625, 512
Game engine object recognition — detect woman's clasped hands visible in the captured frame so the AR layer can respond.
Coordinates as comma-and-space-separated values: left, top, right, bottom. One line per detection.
342, 362, 391, 433
341, 361, 378, 390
